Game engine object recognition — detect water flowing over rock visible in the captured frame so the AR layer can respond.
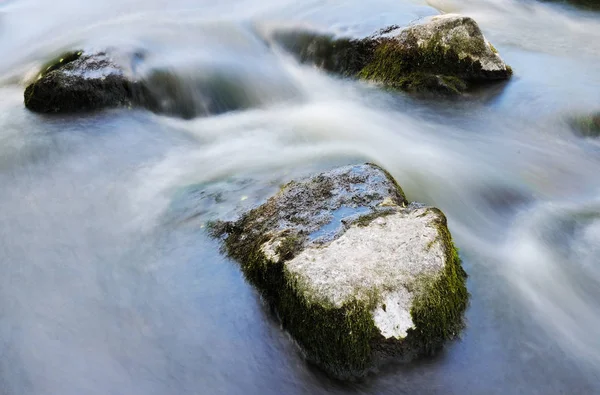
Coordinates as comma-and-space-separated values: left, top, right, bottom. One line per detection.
213, 164, 468, 378
23, 50, 256, 118
272, 14, 512, 95
570, 113, 600, 138
541, 0, 600, 10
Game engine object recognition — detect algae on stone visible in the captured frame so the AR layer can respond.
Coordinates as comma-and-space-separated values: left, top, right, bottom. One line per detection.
214, 164, 468, 377
37, 50, 83, 79
24, 49, 261, 118
408, 208, 468, 354
540, 0, 600, 10
570, 113, 600, 138
272, 14, 512, 95
24, 51, 134, 113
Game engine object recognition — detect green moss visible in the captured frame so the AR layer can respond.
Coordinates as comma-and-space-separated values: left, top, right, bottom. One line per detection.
222, 204, 468, 375
275, 234, 304, 261
541, 0, 600, 10
408, 208, 468, 354
206, 220, 233, 238
358, 39, 407, 83
223, 212, 378, 375
38, 50, 83, 79
215, 165, 468, 376
357, 29, 511, 94
570, 113, 600, 138
434, 16, 488, 56
23, 50, 83, 107
357, 36, 478, 95
273, 31, 376, 76
275, 25, 510, 96
278, 276, 379, 375
354, 209, 395, 227
567, 0, 600, 9
488, 42, 499, 54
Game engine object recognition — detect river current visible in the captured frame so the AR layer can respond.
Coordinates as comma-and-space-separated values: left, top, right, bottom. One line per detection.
0, 0, 599, 394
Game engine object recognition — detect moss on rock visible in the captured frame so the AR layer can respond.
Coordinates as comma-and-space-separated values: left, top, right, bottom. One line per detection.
222, 215, 377, 375
37, 50, 83, 79
23, 49, 260, 118
273, 31, 376, 77
541, 0, 600, 10
272, 14, 512, 96
24, 51, 134, 113
570, 113, 600, 138
214, 164, 468, 378
407, 208, 468, 355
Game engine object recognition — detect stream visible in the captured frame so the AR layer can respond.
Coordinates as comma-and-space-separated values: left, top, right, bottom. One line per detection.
0, 0, 599, 393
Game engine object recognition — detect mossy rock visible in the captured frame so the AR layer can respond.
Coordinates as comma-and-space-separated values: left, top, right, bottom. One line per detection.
138, 69, 259, 119
568, 0, 600, 9
23, 50, 258, 118
213, 164, 469, 378
273, 14, 512, 96
570, 113, 600, 138
540, 0, 600, 10
24, 51, 137, 113
37, 50, 84, 78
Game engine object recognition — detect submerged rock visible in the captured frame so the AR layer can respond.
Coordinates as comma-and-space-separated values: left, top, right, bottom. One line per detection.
570, 113, 600, 138
213, 164, 468, 378
273, 14, 512, 95
139, 69, 261, 120
541, 0, 600, 10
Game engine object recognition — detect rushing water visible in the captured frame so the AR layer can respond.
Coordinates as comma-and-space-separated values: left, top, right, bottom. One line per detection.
1, 0, 599, 393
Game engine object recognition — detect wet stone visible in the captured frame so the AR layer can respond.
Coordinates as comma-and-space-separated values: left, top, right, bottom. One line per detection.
271, 14, 512, 95
23, 50, 257, 118
24, 51, 135, 113
213, 163, 469, 378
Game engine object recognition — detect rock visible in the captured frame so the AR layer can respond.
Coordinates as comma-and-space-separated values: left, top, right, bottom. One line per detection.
213, 164, 468, 378
24, 51, 138, 113
569, 0, 600, 9
570, 113, 600, 138
272, 14, 512, 95
23, 50, 255, 118
139, 69, 259, 120
541, 0, 600, 10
